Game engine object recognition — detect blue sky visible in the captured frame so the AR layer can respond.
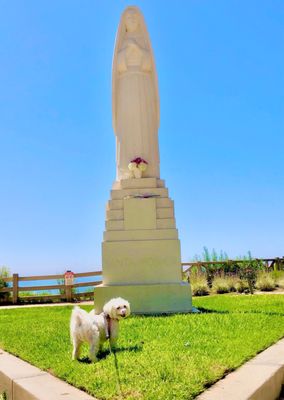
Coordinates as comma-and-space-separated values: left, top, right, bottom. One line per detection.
0, 1, 283, 275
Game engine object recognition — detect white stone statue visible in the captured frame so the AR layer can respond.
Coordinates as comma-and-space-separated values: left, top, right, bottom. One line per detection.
112, 6, 160, 180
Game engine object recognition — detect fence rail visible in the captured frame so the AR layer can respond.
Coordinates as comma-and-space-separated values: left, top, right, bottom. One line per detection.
182, 257, 284, 275
0, 271, 102, 305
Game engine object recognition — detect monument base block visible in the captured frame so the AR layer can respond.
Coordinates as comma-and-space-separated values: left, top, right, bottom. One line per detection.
94, 282, 192, 314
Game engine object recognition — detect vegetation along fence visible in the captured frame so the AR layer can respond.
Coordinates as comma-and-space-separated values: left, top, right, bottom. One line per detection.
1, 257, 283, 305
0, 271, 102, 304
182, 257, 284, 277
182, 257, 284, 286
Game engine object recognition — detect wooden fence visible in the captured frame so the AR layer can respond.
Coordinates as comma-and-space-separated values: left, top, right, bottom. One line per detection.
182, 257, 284, 275
0, 271, 102, 304
1, 257, 283, 305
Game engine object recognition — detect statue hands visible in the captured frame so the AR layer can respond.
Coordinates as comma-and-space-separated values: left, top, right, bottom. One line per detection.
125, 39, 142, 57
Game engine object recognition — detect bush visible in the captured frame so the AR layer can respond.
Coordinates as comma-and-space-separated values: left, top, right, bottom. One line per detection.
276, 277, 284, 289
272, 271, 284, 288
235, 279, 250, 293
226, 276, 238, 292
256, 273, 275, 292
0, 266, 11, 303
212, 277, 230, 294
190, 274, 210, 296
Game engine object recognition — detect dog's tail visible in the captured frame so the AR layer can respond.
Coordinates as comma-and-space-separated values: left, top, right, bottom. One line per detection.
70, 306, 90, 340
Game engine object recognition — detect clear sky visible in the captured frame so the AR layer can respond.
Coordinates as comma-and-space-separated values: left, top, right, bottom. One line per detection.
0, 1, 283, 275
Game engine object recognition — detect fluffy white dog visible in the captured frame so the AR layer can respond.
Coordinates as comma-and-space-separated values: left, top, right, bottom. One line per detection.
70, 297, 130, 362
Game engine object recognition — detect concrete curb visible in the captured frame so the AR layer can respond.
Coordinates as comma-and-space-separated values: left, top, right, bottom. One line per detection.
197, 338, 284, 400
0, 349, 96, 400
0, 301, 93, 310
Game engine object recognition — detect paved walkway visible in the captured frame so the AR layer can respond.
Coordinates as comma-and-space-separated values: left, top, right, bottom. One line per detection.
0, 291, 283, 310
0, 301, 93, 310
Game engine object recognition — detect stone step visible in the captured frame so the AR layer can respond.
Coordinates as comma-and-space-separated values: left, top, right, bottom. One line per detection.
106, 217, 176, 231
102, 239, 182, 285
94, 282, 192, 314
157, 207, 174, 219
111, 187, 168, 200
104, 228, 178, 241
157, 218, 176, 229
113, 178, 165, 190
106, 206, 174, 221
106, 209, 124, 221
157, 198, 174, 208
106, 220, 124, 231
107, 197, 174, 211
107, 199, 124, 210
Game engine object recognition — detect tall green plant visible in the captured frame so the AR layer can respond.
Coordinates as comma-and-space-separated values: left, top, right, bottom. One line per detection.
0, 266, 11, 302
193, 247, 229, 262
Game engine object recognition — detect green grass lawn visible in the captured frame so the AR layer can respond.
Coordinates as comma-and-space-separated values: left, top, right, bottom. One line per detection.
0, 294, 284, 400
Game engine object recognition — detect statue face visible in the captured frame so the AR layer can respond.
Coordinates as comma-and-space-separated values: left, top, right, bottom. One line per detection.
125, 11, 139, 33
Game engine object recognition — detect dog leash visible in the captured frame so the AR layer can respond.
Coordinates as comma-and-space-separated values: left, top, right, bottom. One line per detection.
102, 312, 123, 398
108, 341, 123, 398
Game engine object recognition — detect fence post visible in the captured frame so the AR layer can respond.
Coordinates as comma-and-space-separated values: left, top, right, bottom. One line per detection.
12, 274, 19, 304
64, 270, 74, 302
65, 285, 72, 302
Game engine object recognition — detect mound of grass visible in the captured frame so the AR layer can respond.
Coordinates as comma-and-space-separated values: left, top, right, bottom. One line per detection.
0, 295, 284, 400
225, 276, 238, 292
256, 273, 276, 291
190, 274, 209, 296
272, 271, 284, 289
211, 277, 230, 294
235, 279, 250, 293
277, 278, 284, 289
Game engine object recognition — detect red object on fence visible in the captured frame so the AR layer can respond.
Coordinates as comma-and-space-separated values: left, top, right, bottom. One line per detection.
64, 270, 74, 286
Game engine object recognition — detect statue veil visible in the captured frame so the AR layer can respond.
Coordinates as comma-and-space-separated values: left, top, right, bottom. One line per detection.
112, 6, 160, 180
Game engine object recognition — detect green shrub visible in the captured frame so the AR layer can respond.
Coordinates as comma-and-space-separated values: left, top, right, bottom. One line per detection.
272, 271, 284, 288
0, 266, 11, 303
256, 273, 276, 292
238, 260, 262, 294
276, 277, 284, 289
212, 277, 230, 294
190, 274, 210, 296
226, 276, 238, 292
235, 279, 250, 293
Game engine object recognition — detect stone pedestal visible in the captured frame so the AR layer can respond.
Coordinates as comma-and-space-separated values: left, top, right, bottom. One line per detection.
94, 178, 192, 314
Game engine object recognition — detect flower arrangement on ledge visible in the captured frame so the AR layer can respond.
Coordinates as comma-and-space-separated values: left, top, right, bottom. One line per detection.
128, 157, 148, 178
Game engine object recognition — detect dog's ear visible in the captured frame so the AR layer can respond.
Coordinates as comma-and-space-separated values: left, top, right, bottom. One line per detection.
125, 301, 131, 315
103, 300, 114, 318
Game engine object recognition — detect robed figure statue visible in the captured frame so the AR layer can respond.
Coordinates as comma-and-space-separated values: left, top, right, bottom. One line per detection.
112, 6, 160, 180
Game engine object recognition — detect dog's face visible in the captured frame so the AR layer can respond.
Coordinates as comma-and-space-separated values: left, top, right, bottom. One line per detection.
103, 297, 131, 320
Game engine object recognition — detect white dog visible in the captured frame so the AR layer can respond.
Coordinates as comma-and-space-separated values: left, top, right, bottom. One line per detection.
70, 297, 130, 362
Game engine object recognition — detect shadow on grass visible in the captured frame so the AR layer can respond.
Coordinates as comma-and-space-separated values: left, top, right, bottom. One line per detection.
196, 307, 229, 314
78, 357, 92, 364
196, 307, 284, 317
78, 343, 143, 363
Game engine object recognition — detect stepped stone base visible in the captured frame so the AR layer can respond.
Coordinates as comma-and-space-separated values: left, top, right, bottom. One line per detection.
102, 239, 182, 284
94, 282, 192, 314
95, 177, 192, 314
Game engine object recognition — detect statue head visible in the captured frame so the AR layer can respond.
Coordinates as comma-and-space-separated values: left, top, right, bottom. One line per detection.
125, 8, 139, 33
